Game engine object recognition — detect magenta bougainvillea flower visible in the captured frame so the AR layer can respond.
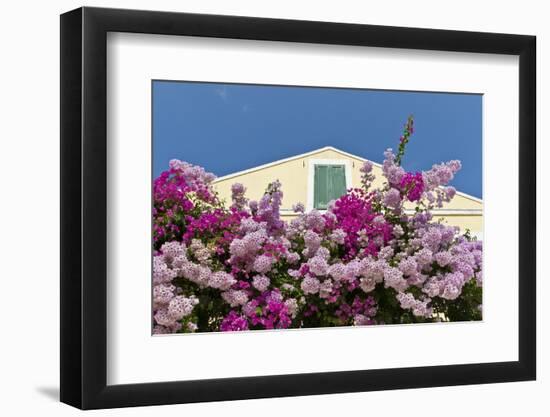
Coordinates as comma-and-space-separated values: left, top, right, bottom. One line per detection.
400, 172, 425, 202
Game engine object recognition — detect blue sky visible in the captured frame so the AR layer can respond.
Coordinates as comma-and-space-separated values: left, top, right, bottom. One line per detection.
153, 81, 482, 198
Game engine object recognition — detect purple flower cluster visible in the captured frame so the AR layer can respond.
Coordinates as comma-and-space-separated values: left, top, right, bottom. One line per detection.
331, 189, 393, 259
230, 183, 248, 210
360, 160, 375, 190
335, 296, 377, 325
152, 241, 200, 334
241, 290, 293, 329
400, 172, 425, 202
153, 161, 218, 247
220, 311, 249, 331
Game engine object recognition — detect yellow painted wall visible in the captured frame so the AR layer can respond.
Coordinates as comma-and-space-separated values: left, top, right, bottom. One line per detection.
403, 194, 482, 211
214, 148, 385, 207
214, 150, 310, 210
213, 148, 483, 236
432, 215, 483, 235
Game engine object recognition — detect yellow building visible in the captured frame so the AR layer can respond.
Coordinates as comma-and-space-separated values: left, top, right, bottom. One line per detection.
213, 147, 483, 238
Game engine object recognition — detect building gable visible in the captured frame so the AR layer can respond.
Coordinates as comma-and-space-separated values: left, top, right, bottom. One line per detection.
212, 146, 482, 236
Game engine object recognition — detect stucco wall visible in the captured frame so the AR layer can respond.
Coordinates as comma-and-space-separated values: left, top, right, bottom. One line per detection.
214, 148, 385, 207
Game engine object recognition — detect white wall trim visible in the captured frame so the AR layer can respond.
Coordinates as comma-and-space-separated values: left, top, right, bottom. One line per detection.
451, 190, 483, 204
404, 208, 483, 216
280, 208, 482, 216
306, 158, 353, 211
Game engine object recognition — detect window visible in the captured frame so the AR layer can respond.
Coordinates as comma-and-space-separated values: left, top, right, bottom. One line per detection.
313, 164, 347, 209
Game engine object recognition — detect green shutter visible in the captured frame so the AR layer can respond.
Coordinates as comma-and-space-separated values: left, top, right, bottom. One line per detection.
314, 165, 329, 209
314, 165, 346, 209
328, 165, 346, 202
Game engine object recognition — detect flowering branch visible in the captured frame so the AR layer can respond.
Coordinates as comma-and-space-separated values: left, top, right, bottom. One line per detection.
394, 115, 414, 166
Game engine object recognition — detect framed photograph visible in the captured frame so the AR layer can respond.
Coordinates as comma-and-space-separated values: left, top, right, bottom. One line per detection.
60, 6, 536, 409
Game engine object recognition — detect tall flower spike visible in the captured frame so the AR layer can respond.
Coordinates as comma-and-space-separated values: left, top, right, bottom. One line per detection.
394, 115, 414, 166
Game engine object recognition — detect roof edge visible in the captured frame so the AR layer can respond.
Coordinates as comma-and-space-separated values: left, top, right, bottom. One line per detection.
213, 146, 380, 182
213, 146, 483, 204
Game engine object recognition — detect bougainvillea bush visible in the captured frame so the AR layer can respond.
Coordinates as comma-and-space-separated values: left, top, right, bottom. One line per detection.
152, 117, 482, 334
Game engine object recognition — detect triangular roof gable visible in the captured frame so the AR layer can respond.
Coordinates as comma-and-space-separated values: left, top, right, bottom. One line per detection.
213, 146, 482, 204
214, 146, 379, 182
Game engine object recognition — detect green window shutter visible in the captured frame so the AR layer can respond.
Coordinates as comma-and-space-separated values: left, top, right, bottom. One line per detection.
314, 165, 329, 209
314, 164, 346, 209
328, 165, 346, 203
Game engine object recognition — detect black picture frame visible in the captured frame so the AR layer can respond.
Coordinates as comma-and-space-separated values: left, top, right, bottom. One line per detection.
60, 6, 536, 410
